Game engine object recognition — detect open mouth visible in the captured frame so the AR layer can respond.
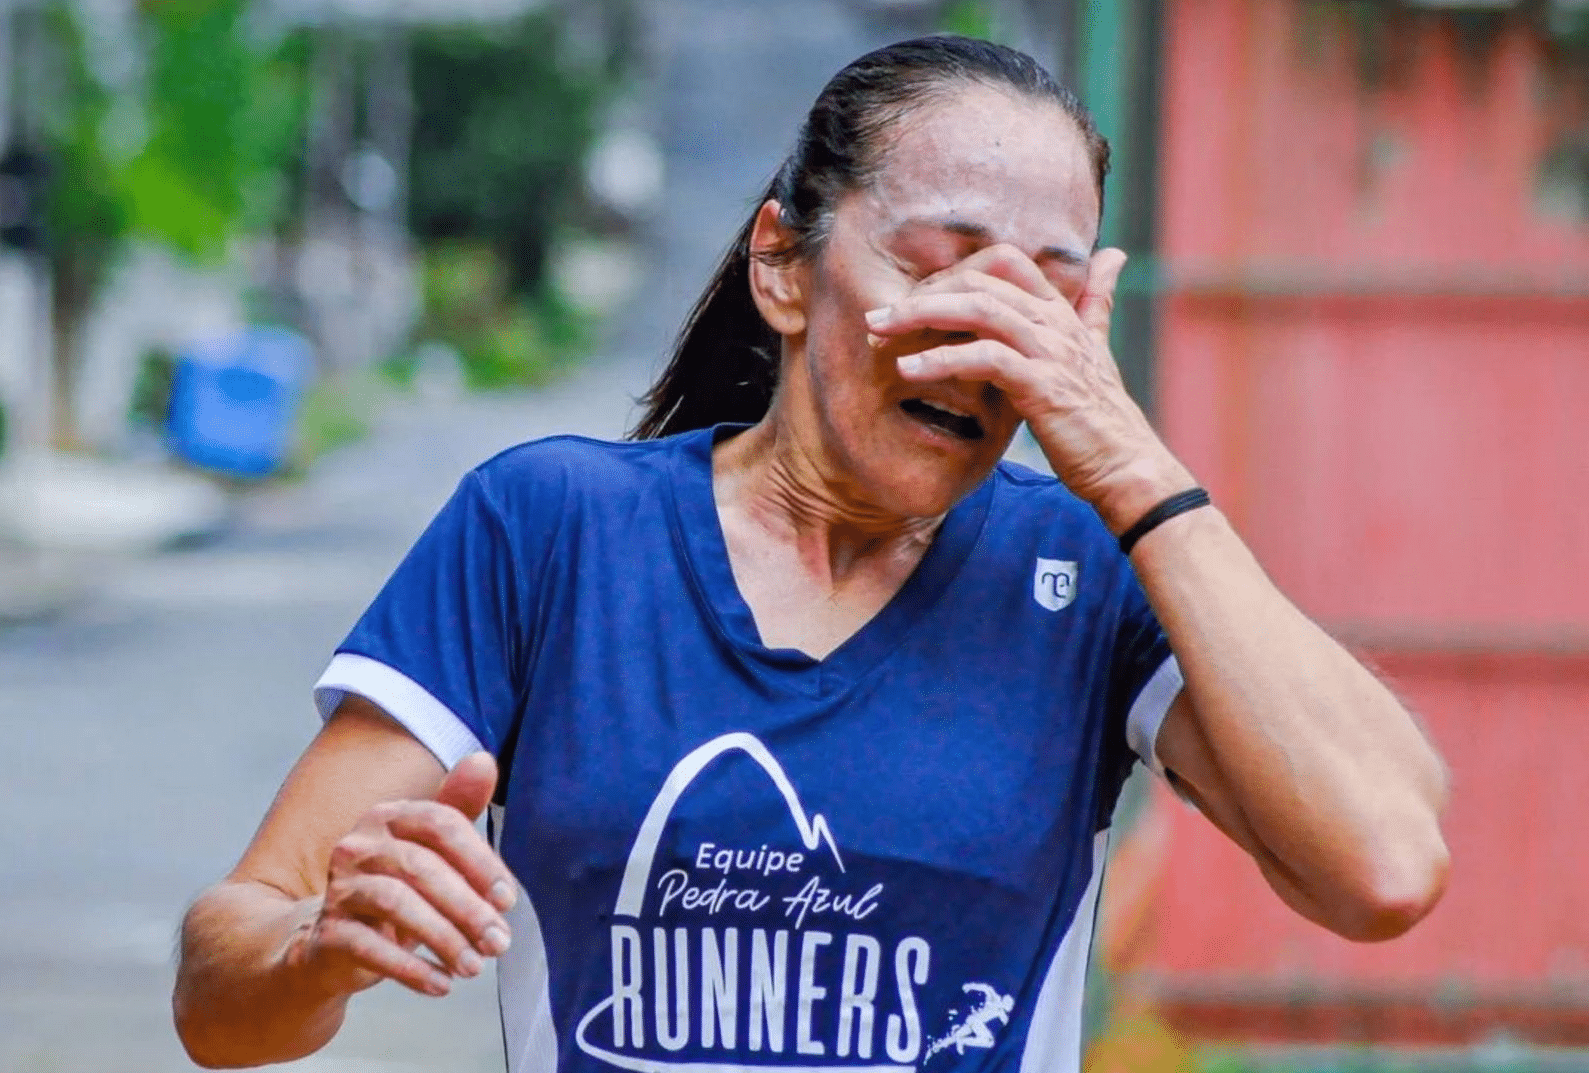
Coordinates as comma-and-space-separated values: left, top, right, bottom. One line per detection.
899, 398, 985, 441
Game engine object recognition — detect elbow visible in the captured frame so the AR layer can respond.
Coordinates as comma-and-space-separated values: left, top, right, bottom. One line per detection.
1333, 831, 1451, 943
173, 956, 256, 1070
173, 990, 235, 1070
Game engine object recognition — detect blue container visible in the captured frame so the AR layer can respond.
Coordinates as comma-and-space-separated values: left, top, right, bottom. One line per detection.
166, 327, 313, 478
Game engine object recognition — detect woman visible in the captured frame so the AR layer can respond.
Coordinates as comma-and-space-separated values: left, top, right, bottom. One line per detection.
173, 36, 1449, 1072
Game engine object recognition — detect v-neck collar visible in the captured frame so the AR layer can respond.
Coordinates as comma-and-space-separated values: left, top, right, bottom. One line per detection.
666, 424, 993, 694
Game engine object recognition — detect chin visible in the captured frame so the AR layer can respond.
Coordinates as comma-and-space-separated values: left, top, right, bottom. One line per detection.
855, 447, 999, 520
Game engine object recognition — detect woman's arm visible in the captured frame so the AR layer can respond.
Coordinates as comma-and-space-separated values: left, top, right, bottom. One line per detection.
173, 698, 517, 1068
873, 242, 1449, 940
1127, 501, 1449, 941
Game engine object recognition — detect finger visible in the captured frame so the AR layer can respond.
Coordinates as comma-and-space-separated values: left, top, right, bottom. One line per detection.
334, 873, 484, 978
882, 268, 1058, 330
929, 242, 1060, 301
1077, 248, 1127, 340
368, 839, 512, 959
895, 338, 1036, 399
384, 800, 518, 914
313, 915, 453, 997
866, 292, 1046, 358
435, 751, 498, 823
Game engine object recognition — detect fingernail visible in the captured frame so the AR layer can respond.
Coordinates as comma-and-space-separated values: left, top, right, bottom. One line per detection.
867, 332, 885, 349
458, 949, 483, 977
897, 355, 924, 375
490, 879, 517, 911
864, 307, 889, 327
427, 973, 451, 996
480, 925, 511, 956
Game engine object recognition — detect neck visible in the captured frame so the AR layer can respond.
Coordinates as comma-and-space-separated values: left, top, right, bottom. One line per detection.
712, 412, 941, 584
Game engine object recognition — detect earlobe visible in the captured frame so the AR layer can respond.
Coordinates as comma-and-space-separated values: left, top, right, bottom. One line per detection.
748, 200, 807, 336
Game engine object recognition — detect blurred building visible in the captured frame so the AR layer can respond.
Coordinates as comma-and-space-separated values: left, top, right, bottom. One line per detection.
1070, 0, 1589, 1062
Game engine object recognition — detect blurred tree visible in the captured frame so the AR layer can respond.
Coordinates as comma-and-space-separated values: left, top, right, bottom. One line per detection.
404, 3, 634, 387
35, 1, 128, 447
33, 0, 308, 447
407, 6, 628, 297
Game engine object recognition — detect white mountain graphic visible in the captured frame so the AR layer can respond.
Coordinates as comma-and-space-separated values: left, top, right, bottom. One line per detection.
575, 732, 910, 1073
613, 732, 845, 917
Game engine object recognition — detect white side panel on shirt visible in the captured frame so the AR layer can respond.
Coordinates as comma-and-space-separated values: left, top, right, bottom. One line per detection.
492, 804, 560, 1073
1125, 656, 1184, 779
1018, 828, 1109, 1073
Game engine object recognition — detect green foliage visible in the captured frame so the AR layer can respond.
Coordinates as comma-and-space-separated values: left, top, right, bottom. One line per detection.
407, 10, 622, 297
410, 242, 586, 390
290, 373, 376, 474
38, 3, 129, 309
32, 0, 310, 444
127, 347, 177, 430
404, 7, 630, 391
129, 0, 308, 257
1303, 0, 1589, 89
939, 0, 998, 41
40, 0, 304, 265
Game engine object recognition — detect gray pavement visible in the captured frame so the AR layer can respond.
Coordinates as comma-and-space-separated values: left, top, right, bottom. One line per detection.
0, 3, 931, 1069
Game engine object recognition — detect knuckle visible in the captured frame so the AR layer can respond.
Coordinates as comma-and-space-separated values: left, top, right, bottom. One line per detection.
328, 839, 359, 873
316, 915, 357, 951
341, 833, 392, 873
344, 926, 380, 962
366, 800, 401, 826
408, 801, 454, 835
391, 841, 432, 884
365, 876, 405, 918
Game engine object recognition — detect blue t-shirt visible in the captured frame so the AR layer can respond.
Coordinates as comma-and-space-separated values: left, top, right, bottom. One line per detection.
315, 425, 1182, 1073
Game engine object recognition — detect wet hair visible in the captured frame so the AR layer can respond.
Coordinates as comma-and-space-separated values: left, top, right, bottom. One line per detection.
629, 35, 1110, 441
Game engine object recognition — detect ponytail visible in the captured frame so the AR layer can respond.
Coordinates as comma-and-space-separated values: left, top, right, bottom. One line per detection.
629, 188, 782, 440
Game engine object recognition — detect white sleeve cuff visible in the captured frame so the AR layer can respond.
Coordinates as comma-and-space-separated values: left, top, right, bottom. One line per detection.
313, 653, 487, 770
1124, 655, 1184, 779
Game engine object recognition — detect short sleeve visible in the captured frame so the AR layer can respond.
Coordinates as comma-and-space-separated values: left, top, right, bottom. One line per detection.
1104, 572, 1184, 789
314, 470, 528, 769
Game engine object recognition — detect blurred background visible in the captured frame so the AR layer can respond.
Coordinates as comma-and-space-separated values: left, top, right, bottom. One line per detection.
0, 0, 1585, 1070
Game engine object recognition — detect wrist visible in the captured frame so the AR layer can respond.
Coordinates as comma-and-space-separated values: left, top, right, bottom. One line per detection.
1089, 453, 1199, 536
280, 898, 360, 1005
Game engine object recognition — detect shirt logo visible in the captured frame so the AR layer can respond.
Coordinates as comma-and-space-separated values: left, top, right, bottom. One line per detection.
576, 732, 944, 1071
1033, 558, 1079, 612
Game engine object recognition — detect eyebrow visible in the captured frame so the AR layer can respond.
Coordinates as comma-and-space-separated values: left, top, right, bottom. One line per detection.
899, 217, 1090, 267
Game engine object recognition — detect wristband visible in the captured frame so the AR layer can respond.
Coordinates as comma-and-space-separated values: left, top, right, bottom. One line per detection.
1118, 487, 1211, 557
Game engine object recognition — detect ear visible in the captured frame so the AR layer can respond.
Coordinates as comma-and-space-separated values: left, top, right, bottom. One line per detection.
747, 200, 807, 336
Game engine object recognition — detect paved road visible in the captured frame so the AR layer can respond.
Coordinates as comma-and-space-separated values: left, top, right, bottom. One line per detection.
0, 3, 930, 1069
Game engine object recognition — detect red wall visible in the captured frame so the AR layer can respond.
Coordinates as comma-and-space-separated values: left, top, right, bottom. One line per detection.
1145, 0, 1589, 1045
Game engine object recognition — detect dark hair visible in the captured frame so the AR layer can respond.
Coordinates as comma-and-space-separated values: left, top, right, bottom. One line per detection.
629, 35, 1110, 440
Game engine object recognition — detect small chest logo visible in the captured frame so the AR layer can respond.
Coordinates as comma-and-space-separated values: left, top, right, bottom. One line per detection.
1033, 558, 1079, 612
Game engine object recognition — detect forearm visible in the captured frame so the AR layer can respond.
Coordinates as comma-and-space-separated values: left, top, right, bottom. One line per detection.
1132, 503, 1449, 936
174, 879, 351, 1068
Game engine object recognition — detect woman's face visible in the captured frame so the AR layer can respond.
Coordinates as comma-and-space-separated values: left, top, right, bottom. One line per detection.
774, 84, 1102, 520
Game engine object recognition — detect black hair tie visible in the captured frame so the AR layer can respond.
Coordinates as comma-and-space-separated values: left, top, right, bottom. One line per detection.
1118, 488, 1212, 557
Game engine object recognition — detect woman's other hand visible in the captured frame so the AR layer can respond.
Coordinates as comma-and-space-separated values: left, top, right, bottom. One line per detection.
298, 750, 515, 998
174, 699, 514, 1067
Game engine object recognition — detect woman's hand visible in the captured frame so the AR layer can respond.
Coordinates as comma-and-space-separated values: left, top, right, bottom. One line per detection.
176, 702, 516, 1067
866, 243, 1194, 531
294, 751, 517, 999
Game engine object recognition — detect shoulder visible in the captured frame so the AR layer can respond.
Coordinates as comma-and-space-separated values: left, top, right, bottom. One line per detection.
987, 460, 1113, 545
974, 460, 1143, 603
465, 431, 691, 522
